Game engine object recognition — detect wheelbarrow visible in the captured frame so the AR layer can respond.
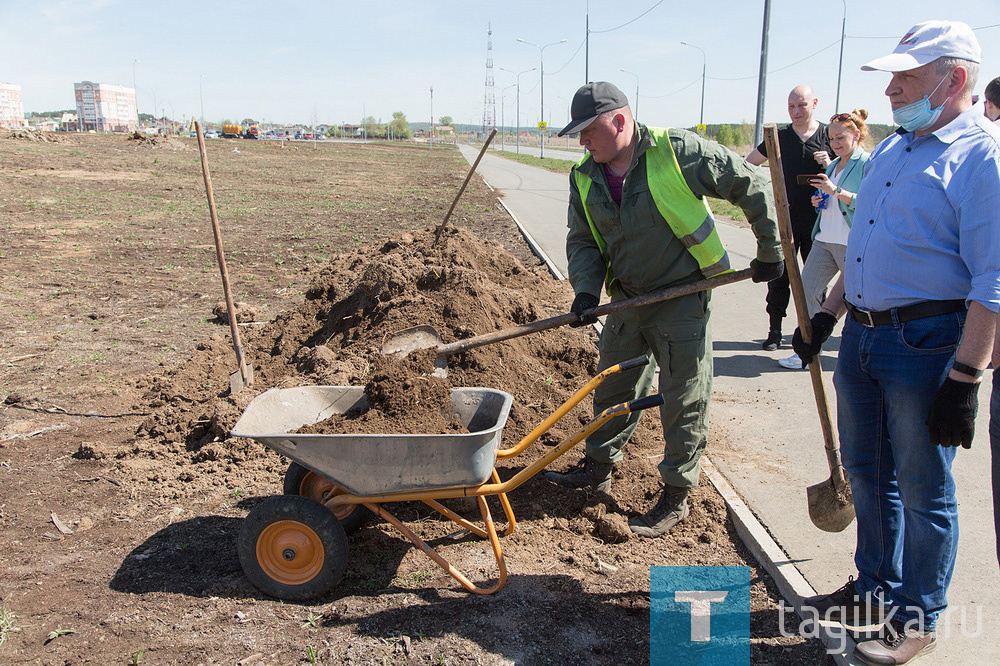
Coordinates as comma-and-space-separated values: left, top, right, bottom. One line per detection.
231, 355, 663, 601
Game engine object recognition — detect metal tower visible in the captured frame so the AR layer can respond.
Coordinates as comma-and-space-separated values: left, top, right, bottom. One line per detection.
483, 23, 496, 136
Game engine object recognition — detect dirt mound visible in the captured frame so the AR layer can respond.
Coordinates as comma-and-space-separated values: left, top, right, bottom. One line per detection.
297, 350, 465, 435
120, 223, 727, 550
127, 130, 192, 151
5, 128, 59, 142
126, 225, 595, 497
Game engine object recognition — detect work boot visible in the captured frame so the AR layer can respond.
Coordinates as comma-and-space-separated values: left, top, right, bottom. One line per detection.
544, 456, 614, 493
628, 485, 689, 537
801, 576, 885, 626
854, 619, 936, 665
762, 329, 782, 351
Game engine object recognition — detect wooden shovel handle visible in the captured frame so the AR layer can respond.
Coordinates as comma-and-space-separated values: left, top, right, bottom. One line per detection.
195, 121, 251, 386
434, 128, 498, 246
763, 125, 845, 485
437, 268, 753, 357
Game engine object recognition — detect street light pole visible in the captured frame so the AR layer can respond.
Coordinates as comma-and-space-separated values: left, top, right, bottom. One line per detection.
836, 0, 847, 112
753, 0, 772, 148
132, 58, 139, 127
619, 69, 639, 120
517, 38, 566, 159
501, 84, 516, 151
500, 67, 535, 154
680, 42, 707, 125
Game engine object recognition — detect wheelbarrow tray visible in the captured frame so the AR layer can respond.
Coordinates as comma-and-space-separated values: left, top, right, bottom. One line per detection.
231, 386, 513, 496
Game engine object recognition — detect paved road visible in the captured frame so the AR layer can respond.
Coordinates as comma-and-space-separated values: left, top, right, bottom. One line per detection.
460, 144, 999, 663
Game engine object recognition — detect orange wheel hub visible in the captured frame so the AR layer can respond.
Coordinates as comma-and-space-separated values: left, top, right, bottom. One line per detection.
299, 472, 355, 522
256, 520, 324, 585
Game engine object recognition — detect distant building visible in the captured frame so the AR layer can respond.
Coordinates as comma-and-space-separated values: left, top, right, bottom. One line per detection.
73, 81, 138, 133
0, 83, 26, 129
59, 112, 77, 131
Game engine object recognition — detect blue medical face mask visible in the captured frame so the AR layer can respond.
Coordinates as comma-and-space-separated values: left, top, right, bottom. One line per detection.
892, 74, 951, 132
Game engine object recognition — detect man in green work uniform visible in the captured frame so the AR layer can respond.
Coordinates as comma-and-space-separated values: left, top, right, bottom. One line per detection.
544, 82, 784, 536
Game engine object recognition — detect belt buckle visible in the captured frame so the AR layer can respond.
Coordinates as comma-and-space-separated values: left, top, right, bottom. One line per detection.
854, 308, 875, 327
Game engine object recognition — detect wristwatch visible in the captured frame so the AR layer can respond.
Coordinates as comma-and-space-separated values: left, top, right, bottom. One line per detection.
834, 186, 843, 196
951, 361, 984, 379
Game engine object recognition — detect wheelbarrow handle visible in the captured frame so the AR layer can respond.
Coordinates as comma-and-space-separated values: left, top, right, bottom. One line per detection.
628, 393, 665, 412
617, 355, 650, 372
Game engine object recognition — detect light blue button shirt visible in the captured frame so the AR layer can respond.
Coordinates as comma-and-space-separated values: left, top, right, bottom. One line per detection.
845, 106, 1000, 313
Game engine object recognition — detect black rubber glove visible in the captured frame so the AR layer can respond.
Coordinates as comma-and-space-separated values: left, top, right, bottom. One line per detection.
570, 292, 599, 328
791, 312, 837, 367
750, 259, 784, 283
927, 377, 979, 449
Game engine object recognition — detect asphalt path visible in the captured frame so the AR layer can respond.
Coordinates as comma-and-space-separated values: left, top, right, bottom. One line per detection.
460, 143, 999, 663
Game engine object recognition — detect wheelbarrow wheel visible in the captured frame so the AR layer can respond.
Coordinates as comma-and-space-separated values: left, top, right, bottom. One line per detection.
238, 495, 348, 601
282, 462, 371, 534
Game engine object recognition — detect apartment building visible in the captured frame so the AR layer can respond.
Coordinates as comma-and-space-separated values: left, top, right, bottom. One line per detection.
0, 83, 26, 129
74, 81, 138, 133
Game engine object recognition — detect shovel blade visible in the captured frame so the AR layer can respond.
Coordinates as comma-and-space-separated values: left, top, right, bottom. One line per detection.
382, 325, 443, 357
229, 364, 254, 395
807, 476, 855, 533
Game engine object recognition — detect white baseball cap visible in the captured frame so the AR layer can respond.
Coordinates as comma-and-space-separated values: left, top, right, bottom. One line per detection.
861, 20, 981, 72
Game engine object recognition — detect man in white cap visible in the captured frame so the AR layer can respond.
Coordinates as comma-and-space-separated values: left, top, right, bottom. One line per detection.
544, 81, 784, 536
793, 20, 1000, 665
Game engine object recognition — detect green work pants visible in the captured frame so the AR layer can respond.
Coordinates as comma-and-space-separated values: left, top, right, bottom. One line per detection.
585, 290, 712, 489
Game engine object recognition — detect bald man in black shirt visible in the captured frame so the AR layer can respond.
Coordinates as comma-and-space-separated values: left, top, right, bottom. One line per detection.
747, 85, 833, 351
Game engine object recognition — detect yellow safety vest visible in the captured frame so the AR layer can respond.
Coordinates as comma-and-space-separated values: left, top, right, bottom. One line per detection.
574, 126, 732, 293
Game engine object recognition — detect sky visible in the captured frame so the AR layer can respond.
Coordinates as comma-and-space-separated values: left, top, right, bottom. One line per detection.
2, 0, 999, 130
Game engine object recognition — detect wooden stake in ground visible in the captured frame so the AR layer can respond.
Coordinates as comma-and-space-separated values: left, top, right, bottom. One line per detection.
763, 124, 853, 533
194, 120, 254, 394
433, 128, 498, 247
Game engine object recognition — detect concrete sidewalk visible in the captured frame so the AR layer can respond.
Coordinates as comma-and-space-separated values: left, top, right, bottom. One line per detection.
460, 144, 999, 663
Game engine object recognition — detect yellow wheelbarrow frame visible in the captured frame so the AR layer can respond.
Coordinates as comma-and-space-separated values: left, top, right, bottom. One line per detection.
323, 356, 663, 595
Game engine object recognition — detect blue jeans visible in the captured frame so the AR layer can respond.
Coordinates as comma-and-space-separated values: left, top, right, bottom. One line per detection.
992, 369, 1000, 566
834, 312, 965, 630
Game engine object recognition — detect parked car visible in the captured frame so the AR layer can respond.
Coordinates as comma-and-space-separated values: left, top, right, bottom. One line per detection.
204, 130, 220, 139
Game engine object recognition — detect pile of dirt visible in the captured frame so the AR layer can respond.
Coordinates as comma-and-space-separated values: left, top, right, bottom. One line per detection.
121, 223, 734, 548
125, 225, 595, 496
126, 130, 191, 151
4, 128, 59, 142
297, 350, 466, 435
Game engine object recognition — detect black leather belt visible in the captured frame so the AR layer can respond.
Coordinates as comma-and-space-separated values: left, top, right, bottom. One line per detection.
847, 300, 966, 327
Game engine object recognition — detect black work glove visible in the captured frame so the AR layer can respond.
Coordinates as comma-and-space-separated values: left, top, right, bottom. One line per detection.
791, 312, 837, 367
570, 292, 599, 327
927, 377, 979, 449
750, 259, 784, 283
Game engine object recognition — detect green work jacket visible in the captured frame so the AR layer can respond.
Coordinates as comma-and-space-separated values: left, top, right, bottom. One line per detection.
567, 123, 781, 301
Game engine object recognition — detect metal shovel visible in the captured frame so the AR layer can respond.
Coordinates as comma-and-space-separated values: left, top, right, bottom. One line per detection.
763, 125, 854, 533
382, 268, 754, 364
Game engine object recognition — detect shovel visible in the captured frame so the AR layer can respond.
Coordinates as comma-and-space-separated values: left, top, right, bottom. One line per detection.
763, 124, 854, 533
195, 121, 254, 395
383, 268, 754, 365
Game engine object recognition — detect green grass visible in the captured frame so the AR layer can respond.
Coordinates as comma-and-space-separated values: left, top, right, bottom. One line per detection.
0, 609, 18, 647
708, 198, 747, 223
492, 150, 575, 173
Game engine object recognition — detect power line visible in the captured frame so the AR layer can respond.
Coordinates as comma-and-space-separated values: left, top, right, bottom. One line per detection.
847, 22, 1000, 40
708, 38, 841, 81
590, 0, 667, 34
643, 76, 702, 99
548, 37, 586, 76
